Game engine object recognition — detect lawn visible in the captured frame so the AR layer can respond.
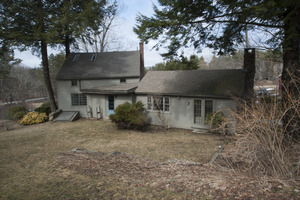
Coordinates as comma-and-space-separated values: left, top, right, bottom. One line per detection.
1, 119, 298, 199
0, 119, 225, 199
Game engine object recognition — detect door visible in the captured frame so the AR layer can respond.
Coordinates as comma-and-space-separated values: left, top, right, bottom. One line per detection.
108, 96, 115, 116
194, 99, 213, 126
194, 100, 202, 124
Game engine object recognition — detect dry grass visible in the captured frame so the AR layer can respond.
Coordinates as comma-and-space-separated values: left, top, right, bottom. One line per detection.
0, 119, 224, 199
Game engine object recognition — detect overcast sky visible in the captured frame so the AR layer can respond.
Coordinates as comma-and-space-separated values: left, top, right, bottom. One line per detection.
14, 0, 213, 68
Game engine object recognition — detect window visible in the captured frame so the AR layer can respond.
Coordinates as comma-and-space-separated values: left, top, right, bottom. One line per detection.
120, 78, 126, 83
153, 96, 163, 111
71, 80, 77, 86
194, 100, 201, 124
147, 96, 152, 110
72, 54, 80, 61
164, 97, 169, 111
147, 96, 169, 112
108, 96, 114, 110
90, 54, 97, 62
205, 100, 213, 118
71, 94, 87, 106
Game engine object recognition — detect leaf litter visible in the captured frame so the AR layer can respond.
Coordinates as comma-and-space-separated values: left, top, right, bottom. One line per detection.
57, 148, 299, 199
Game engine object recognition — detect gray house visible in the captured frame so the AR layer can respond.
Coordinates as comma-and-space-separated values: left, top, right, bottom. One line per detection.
135, 70, 246, 130
56, 48, 246, 130
56, 50, 143, 119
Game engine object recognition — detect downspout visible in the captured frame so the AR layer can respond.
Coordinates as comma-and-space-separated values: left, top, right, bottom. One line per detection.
79, 80, 81, 91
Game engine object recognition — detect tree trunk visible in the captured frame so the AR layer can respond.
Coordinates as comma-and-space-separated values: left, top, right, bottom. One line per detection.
243, 48, 256, 99
282, 6, 300, 140
41, 40, 57, 112
65, 33, 70, 58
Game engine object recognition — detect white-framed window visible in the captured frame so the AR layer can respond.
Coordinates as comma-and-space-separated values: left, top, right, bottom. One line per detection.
71, 94, 87, 106
153, 96, 163, 110
204, 100, 213, 124
194, 100, 201, 124
147, 96, 170, 112
194, 99, 214, 125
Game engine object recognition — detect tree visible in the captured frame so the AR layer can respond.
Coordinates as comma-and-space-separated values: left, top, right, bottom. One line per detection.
78, 0, 121, 53
0, 41, 22, 102
55, 0, 109, 57
0, 1, 62, 111
134, 0, 299, 139
0, 43, 20, 77
208, 50, 282, 81
1, 0, 109, 112
46, 53, 66, 95
8, 64, 35, 103
198, 56, 208, 70
151, 55, 199, 71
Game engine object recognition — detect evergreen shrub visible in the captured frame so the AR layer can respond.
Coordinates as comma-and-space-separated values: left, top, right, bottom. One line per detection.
13, 111, 28, 121
5, 106, 27, 121
35, 101, 57, 115
109, 101, 146, 129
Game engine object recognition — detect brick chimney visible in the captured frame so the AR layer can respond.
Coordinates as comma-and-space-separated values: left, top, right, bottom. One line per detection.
139, 42, 145, 80
243, 48, 256, 98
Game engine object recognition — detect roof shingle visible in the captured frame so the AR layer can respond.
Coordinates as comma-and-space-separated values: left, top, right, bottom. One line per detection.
56, 51, 140, 80
135, 70, 246, 98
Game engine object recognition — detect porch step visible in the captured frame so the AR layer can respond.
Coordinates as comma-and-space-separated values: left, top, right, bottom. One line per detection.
192, 128, 208, 133
54, 111, 79, 122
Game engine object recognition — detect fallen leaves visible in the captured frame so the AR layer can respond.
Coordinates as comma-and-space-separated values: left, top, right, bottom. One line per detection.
57, 149, 300, 199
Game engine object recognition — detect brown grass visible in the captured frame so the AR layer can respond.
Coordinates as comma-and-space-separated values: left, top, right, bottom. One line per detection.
0, 119, 224, 199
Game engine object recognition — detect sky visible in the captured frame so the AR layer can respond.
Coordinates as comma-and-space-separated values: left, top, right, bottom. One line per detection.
14, 0, 213, 68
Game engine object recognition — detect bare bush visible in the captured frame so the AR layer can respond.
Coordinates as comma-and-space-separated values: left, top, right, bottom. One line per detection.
217, 74, 299, 178
151, 95, 170, 129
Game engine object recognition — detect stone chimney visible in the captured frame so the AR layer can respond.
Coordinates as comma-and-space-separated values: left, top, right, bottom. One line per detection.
139, 42, 145, 80
243, 48, 256, 98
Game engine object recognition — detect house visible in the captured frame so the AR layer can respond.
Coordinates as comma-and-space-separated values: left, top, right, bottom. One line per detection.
56, 47, 144, 119
135, 70, 246, 129
56, 46, 246, 130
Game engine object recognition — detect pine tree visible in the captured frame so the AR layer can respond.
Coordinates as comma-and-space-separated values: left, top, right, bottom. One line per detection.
0, 0, 109, 112
134, 0, 299, 139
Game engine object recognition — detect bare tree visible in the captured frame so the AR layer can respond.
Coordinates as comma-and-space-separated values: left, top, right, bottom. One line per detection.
78, 0, 126, 53
7, 65, 36, 103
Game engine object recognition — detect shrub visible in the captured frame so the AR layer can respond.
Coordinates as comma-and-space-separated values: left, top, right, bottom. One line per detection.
13, 111, 28, 121
35, 101, 57, 116
109, 101, 146, 130
205, 111, 226, 130
18, 112, 48, 125
258, 95, 277, 104
5, 106, 27, 121
219, 84, 299, 178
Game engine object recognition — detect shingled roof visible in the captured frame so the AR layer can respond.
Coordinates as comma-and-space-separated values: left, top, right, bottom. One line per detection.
56, 51, 140, 80
135, 69, 246, 98
81, 83, 139, 95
